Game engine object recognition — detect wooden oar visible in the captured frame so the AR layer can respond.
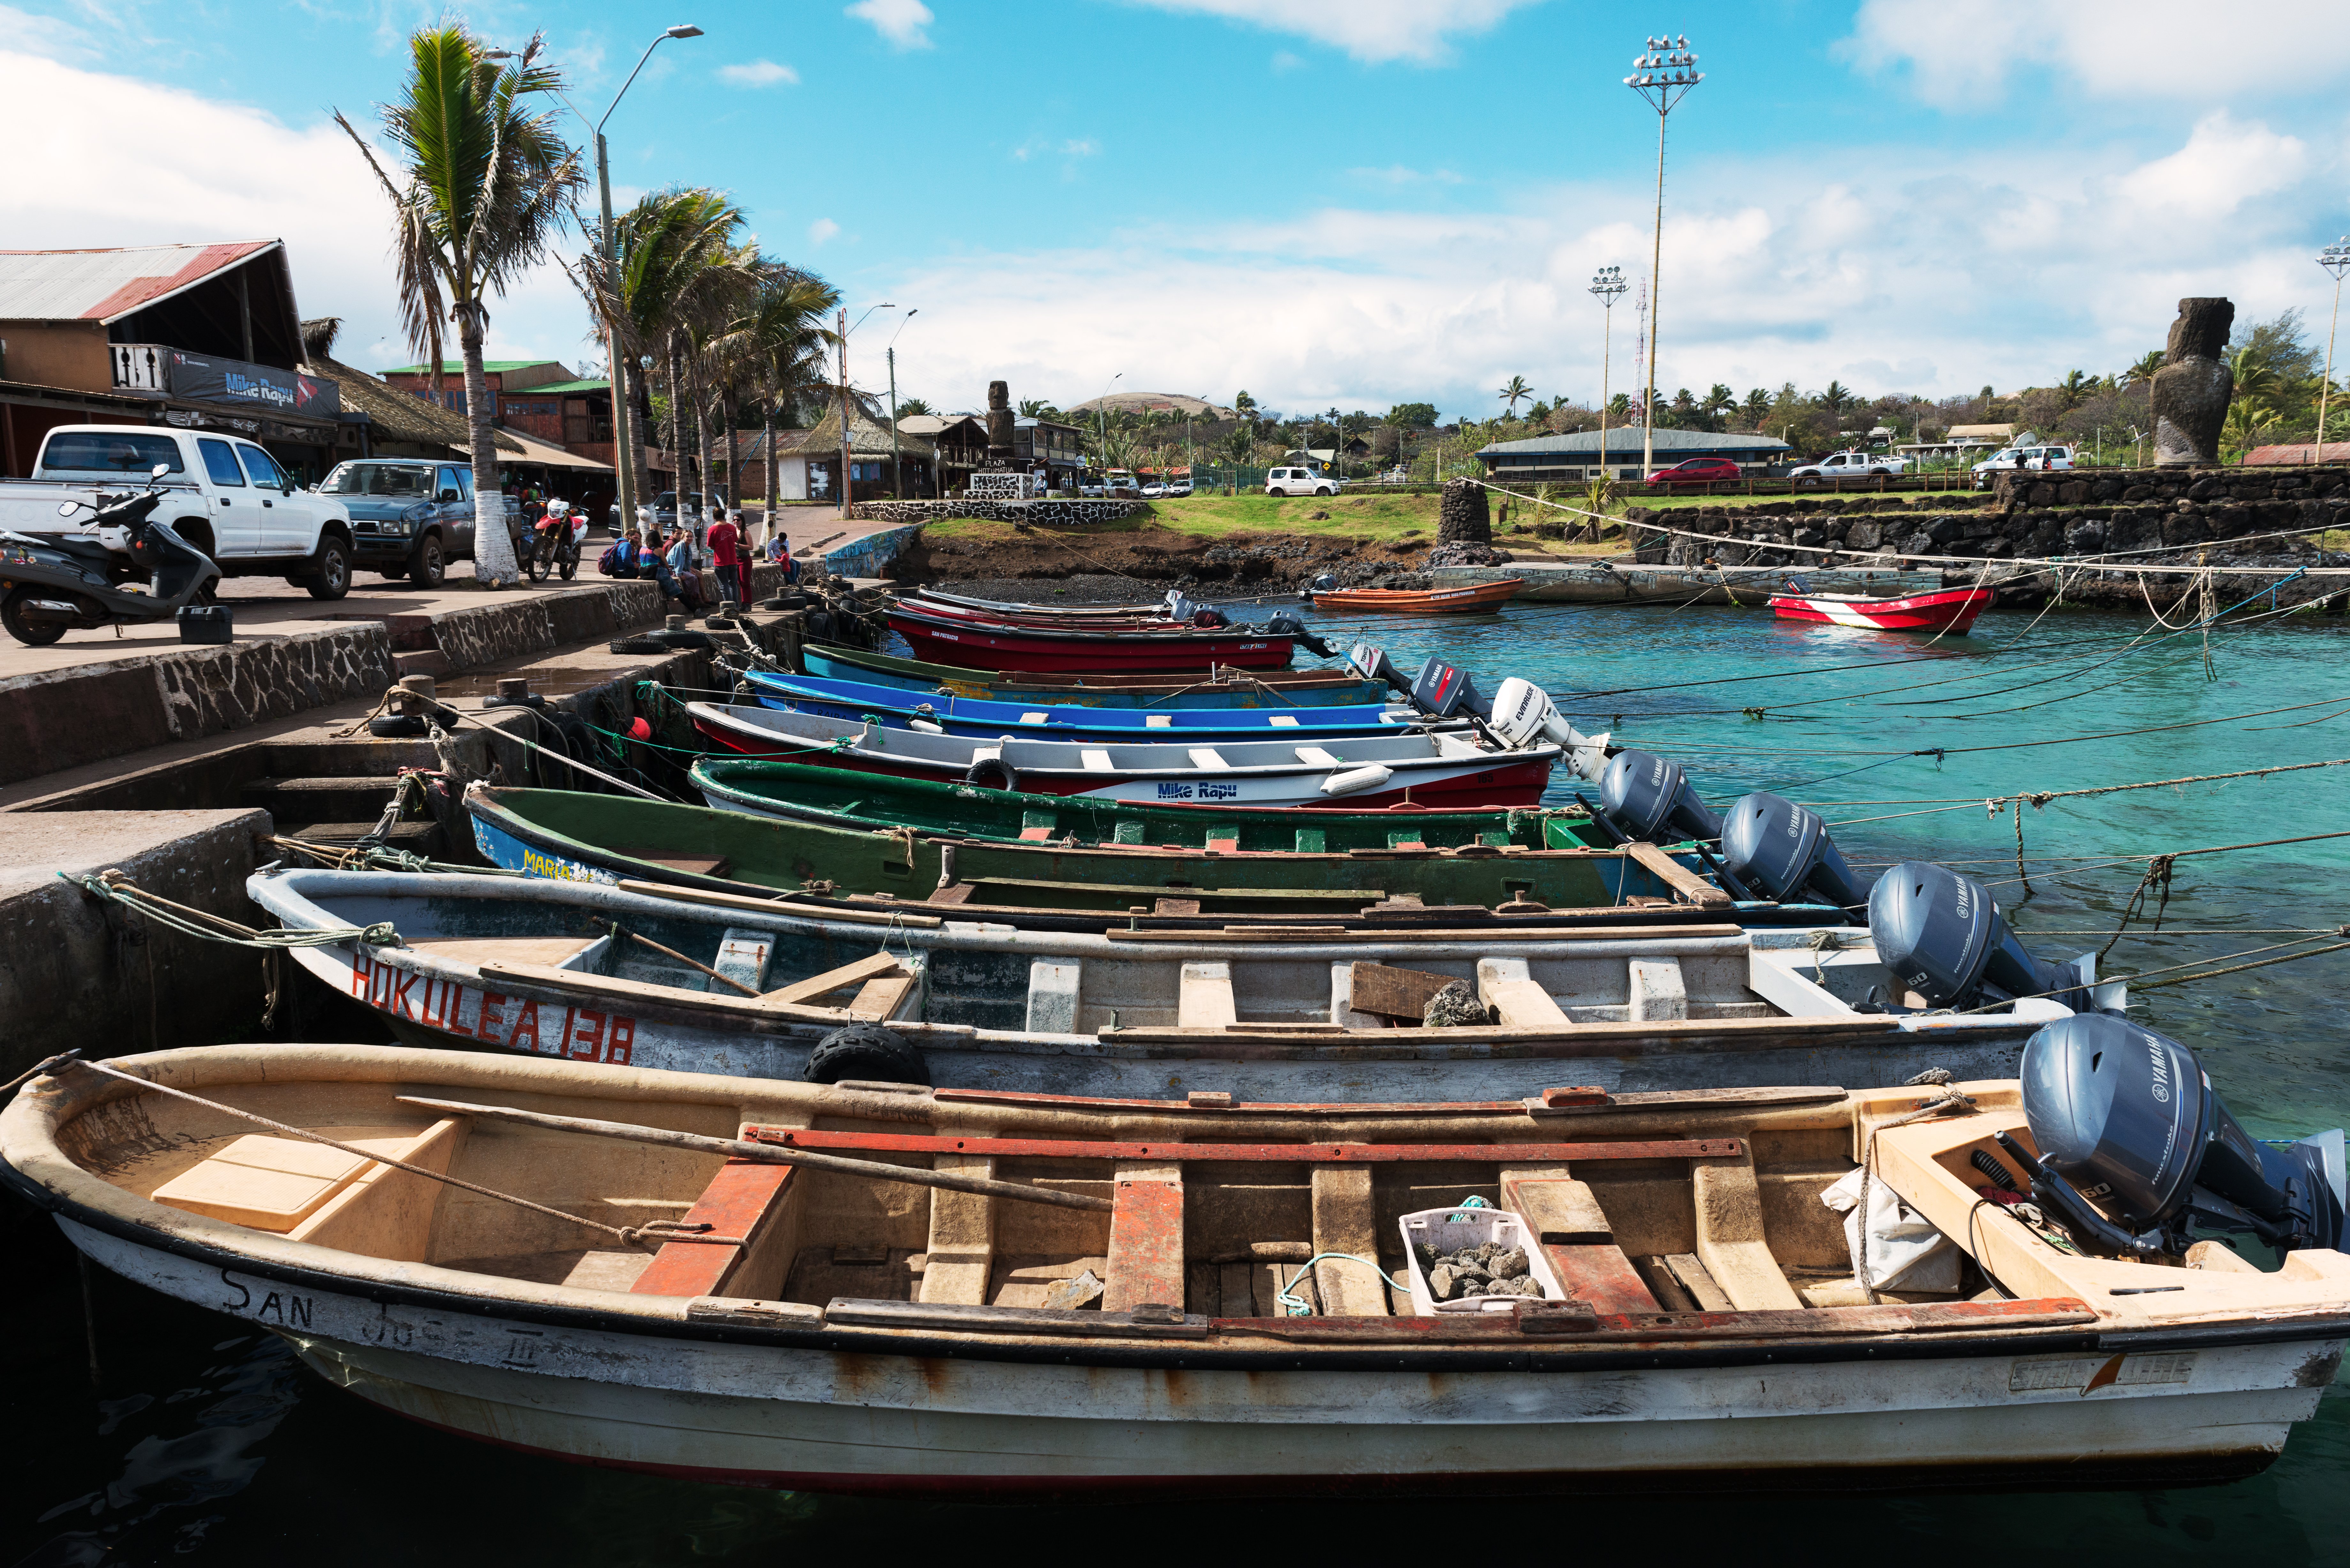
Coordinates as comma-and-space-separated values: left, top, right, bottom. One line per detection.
394, 1094, 1114, 1214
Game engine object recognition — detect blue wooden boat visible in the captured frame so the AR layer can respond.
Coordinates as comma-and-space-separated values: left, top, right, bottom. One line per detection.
800, 643, 1390, 708
742, 669, 1455, 744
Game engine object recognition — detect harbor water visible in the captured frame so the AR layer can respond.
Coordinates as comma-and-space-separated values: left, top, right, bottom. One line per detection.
7, 597, 2348, 1562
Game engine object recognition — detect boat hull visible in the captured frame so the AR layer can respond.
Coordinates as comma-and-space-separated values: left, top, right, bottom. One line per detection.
742, 670, 1432, 743
1311, 579, 1524, 614
802, 644, 1384, 706
1768, 588, 1994, 633
889, 612, 1294, 674
58, 1219, 2332, 1496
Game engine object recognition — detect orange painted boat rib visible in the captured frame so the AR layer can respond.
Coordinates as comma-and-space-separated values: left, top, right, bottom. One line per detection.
1311, 578, 1524, 614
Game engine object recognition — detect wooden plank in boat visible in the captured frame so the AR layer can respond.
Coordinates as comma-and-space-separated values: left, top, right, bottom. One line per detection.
1625, 842, 1734, 908
762, 953, 907, 1007
152, 1126, 435, 1232
742, 1127, 1744, 1164
626, 851, 732, 878
405, 935, 599, 968
1101, 1014, 1901, 1047
1501, 1168, 1659, 1316
474, 959, 859, 1026
1212, 1298, 2097, 1342
932, 1087, 1528, 1114
822, 1299, 1211, 1338
1661, 1252, 1738, 1313
613, 879, 944, 928
1523, 1085, 1848, 1117
632, 1161, 797, 1299
1347, 962, 1458, 1021
1104, 923, 1746, 943
964, 875, 1375, 903
1102, 1173, 1186, 1313
1310, 1166, 1391, 1316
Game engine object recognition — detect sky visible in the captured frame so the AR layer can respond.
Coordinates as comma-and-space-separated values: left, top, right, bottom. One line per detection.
4, 0, 2349, 426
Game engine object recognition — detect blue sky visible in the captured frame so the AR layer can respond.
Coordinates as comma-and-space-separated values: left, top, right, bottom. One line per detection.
5, 0, 2348, 423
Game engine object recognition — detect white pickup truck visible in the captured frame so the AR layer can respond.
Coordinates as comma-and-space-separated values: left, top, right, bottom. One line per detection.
1785, 449, 1909, 484
0, 425, 358, 598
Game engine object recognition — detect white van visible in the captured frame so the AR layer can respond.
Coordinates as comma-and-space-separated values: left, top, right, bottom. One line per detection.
1971, 446, 2076, 489
1266, 466, 1335, 497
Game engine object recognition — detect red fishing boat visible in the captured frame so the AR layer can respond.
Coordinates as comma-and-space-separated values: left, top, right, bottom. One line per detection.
1767, 584, 1995, 634
888, 599, 1298, 674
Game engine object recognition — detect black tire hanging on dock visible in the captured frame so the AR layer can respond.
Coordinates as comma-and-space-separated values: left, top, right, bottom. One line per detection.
803, 1023, 928, 1087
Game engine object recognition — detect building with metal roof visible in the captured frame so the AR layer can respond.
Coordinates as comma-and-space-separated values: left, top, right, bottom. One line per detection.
1475, 426, 1791, 481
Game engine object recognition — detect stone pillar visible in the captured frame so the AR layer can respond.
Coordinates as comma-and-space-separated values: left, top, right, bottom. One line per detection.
985, 379, 1014, 464
1438, 478, 1491, 544
2151, 297, 2234, 466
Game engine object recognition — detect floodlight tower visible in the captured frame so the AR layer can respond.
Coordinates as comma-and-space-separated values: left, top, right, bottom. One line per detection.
1589, 264, 1629, 482
1625, 34, 1703, 481
2315, 237, 2350, 465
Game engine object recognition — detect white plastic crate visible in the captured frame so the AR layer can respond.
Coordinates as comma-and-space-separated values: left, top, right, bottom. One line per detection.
1398, 1204, 1569, 1314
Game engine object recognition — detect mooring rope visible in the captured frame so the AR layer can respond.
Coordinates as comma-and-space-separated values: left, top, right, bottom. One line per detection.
62, 870, 399, 951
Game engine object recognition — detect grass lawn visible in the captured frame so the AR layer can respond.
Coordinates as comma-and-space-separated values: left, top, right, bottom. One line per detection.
922, 493, 1637, 559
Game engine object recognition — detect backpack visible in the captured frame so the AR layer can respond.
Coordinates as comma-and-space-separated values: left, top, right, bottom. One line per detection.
597, 542, 624, 577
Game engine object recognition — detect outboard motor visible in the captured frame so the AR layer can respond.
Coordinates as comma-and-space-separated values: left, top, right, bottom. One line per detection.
1867, 861, 2098, 1013
1410, 656, 1488, 720
1302, 571, 1337, 601
1589, 750, 1721, 845
2002, 1015, 2346, 1258
1350, 641, 1411, 693
1261, 611, 1331, 658
1719, 791, 1870, 909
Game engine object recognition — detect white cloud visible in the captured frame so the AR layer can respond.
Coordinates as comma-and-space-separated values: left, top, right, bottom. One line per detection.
1351, 165, 1463, 186
1013, 137, 1100, 163
1842, 0, 2350, 105
0, 50, 593, 371
808, 217, 841, 245
868, 117, 2338, 418
845, 0, 934, 50
1270, 50, 1303, 73
1123, 0, 1548, 65
718, 59, 800, 88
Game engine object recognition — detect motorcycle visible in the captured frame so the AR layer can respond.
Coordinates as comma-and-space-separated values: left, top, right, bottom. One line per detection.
524, 501, 582, 583
0, 465, 223, 646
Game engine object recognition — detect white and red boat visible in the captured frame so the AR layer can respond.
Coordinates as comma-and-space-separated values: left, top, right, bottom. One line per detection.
1767, 584, 1995, 634
887, 599, 1297, 674
687, 700, 1558, 809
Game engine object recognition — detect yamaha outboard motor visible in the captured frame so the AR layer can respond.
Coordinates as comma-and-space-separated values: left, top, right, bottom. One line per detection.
1719, 792, 1870, 910
1867, 861, 2097, 1012
1589, 750, 1721, 845
1261, 611, 1330, 658
2001, 1014, 2346, 1258
1410, 656, 1489, 720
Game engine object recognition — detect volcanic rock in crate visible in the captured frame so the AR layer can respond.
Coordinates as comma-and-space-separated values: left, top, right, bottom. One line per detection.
1422, 981, 1496, 1028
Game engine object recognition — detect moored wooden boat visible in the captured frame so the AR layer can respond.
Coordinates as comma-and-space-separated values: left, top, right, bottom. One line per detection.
1768, 585, 1995, 633
888, 600, 1296, 674
13, 1041, 2346, 1496
464, 781, 1709, 918
685, 701, 1559, 810
246, 867, 2077, 1096
740, 668, 1446, 744
800, 642, 1387, 707
1311, 578, 1524, 614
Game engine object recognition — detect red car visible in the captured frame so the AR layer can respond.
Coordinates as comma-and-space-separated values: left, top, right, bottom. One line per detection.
1642, 457, 1741, 487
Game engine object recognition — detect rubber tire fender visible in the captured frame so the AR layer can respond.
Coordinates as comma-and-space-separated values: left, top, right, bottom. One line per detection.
963, 757, 1019, 791
803, 1023, 928, 1086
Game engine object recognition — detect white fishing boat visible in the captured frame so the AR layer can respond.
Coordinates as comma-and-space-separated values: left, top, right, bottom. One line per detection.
246, 865, 2101, 1097
8, 1038, 2344, 1496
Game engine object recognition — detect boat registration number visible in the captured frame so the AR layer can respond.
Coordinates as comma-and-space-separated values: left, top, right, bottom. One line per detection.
2008, 1352, 2196, 1394
349, 948, 636, 1064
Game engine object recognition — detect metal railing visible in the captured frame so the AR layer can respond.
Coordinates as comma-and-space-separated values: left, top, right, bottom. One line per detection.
110, 343, 169, 392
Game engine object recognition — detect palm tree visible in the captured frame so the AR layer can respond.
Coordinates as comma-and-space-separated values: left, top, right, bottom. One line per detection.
2229, 348, 2280, 407
2121, 351, 2164, 390
2223, 398, 2279, 459
1498, 375, 1534, 417
1701, 383, 1735, 430
1817, 380, 1853, 419
338, 25, 582, 586
2055, 369, 2092, 411
717, 263, 836, 534
897, 397, 935, 418
1741, 387, 1772, 426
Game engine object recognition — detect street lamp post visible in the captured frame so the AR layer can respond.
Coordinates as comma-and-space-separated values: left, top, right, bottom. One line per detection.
836, 302, 895, 521
1095, 373, 1121, 487
2315, 238, 2350, 466
1625, 34, 1702, 483
886, 309, 918, 500
536, 24, 703, 541
1588, 265, 1628, 493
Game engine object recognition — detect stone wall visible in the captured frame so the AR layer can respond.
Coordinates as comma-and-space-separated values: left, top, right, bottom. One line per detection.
1624, 463, 2350, 582
0, 624, 396, 787
847, 498, 1148, 526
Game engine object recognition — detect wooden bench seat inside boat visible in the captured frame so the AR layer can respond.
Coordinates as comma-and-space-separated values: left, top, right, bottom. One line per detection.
151, 1119, 466, 1261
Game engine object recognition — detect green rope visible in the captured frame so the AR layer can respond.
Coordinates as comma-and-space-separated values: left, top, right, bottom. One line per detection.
64, 872, 400, 951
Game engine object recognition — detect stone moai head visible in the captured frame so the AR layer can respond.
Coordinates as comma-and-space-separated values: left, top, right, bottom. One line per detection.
2151, 297, 2234, 466
988, 380, 1009, 412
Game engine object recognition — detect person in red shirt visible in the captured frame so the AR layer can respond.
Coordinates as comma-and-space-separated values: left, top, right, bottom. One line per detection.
706, 508, 742, 606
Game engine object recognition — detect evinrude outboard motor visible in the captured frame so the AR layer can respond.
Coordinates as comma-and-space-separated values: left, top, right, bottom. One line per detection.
1719, 791, 1870, 910
1866, 861, 2097, 1013
1261, 611, 1331, 658
1589, 750, 1721, 845
1999, 1014, 2346, 1259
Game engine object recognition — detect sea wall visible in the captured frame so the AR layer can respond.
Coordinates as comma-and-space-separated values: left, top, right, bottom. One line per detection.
847, 499, 1147, 526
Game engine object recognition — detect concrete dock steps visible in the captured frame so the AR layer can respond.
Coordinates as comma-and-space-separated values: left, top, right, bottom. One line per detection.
269, 818, 445, 859
241, 775, 402, 824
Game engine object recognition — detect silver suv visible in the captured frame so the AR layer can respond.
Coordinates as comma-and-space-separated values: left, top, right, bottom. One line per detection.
1972, 446, 2075, 489
1266, 466, 1335, 497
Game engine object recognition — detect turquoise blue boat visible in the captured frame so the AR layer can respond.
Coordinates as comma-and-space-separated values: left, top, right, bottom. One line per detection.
743, 668, 1441, 743
800, 642, 1389, 708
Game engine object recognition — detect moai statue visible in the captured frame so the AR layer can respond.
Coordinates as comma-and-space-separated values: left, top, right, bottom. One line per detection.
2150, 297, 2234, 466
985, 380, 1014, 463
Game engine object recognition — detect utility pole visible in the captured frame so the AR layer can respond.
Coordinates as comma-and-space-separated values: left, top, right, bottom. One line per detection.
837, 305, 852, 523
2316, 239, 2350, 465
1626, 34, 1702, 482
1589, 265, 1627, 486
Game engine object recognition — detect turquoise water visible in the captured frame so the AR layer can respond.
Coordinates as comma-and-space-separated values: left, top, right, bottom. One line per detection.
6, 598, 2349, 1563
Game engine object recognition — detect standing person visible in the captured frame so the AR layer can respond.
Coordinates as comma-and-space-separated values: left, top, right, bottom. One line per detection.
707, 506, 742, 607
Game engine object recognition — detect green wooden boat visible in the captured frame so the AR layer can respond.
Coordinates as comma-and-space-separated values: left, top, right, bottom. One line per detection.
467, 781, 1682, 921
687, 757, 1611, 854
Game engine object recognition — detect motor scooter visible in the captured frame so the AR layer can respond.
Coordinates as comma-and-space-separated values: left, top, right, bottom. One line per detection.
0, 465, 224, 645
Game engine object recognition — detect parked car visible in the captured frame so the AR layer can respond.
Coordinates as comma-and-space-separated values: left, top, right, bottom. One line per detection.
648, 490, 729, 531
1786, 449, 1909, 485
1971, 446, 2076, 489
1164, 480, 1194, 498
1641, 457, 1741, 488
1078, 479, 1107, 498
1141, 482, 1166, 499
319, 459, 490, 587
0, 424, 358, 598
1266, 465, 1336, 498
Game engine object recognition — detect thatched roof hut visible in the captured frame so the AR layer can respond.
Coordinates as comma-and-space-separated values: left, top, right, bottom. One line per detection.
299, 318, 521, 458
